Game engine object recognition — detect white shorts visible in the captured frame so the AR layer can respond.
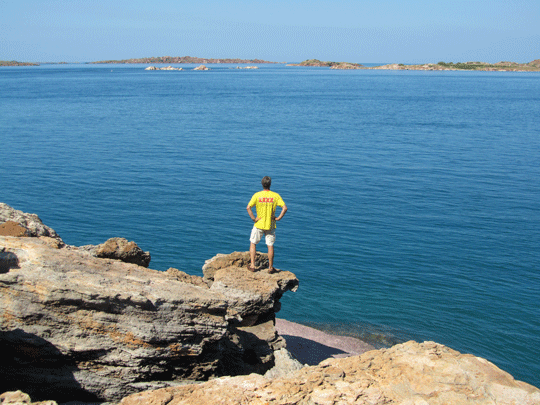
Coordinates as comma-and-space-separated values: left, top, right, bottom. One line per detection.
250, 226, 276, 246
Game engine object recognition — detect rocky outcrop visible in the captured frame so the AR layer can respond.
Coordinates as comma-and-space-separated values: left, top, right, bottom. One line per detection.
145, 66, 184, 71
120, 340, 540, 405
80, 237, 151, 267
0, 205, 299, 403
0, 204, 151, 267
0, 204, 61, 241
287, 59, 363, 69
0, 390, 56, 405
330, 63, 363, 70
193, 65, 209, 71
372, 61, 540, 72
4, 204, 539, 405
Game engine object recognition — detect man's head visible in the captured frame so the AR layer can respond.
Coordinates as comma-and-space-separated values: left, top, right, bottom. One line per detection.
261, 176, 271, 190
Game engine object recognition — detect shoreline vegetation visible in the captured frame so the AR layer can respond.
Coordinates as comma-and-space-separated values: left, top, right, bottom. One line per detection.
2, 56, 539, 71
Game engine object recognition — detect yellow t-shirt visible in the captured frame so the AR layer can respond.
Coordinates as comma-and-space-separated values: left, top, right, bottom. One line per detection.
248, 190, 285, 231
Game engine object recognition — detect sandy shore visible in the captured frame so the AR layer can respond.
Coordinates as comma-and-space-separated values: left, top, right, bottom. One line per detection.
275, 318, 376, 365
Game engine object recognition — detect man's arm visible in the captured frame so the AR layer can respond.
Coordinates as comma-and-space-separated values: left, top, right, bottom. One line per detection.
275, 204, 287, 221
246, 204, 260, 223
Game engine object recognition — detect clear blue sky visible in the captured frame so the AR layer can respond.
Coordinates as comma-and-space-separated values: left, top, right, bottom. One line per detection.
2, 0, 539, 63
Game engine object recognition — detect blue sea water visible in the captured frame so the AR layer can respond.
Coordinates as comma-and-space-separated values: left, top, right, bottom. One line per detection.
1, 63, 539, 387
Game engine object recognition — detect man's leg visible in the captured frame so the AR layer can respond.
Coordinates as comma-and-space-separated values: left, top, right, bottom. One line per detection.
267, 244, 274, 271
249, 227, 261, 271
249, 242, 257, 270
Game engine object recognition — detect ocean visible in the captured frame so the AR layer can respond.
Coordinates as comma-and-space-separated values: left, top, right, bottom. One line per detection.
1, 63, 539, 387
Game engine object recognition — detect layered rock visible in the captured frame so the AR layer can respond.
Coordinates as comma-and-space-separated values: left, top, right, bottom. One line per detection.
120, 340, 540, 405
4, 204, 539, 405
0, 204, 299, 403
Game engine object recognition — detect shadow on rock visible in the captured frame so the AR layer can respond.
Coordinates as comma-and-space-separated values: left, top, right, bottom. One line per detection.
281, 334, 348, 365
0, 249, 20, 273
0, 329, 99, 403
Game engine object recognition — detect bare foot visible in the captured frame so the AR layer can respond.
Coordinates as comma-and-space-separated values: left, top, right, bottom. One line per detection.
268, 267, 278, 274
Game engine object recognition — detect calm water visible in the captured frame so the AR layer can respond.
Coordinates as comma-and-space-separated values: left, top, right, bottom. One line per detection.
1, 64, 539, 387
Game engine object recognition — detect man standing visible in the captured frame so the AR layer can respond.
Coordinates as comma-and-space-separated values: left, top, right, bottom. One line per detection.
246, 176, 287, 273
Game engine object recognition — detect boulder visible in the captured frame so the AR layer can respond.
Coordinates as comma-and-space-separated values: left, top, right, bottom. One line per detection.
87, 237, 151, 267
193, 65, 209, 71
120, 341, 540, 405
0, 390, 57, 405
0, 235, 298, 403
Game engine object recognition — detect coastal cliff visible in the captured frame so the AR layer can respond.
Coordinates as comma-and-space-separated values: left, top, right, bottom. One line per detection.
0, 204, 298, 402
1, 203, 540, 405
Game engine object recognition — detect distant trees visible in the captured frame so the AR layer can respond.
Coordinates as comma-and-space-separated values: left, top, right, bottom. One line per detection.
437, 61, 484, 70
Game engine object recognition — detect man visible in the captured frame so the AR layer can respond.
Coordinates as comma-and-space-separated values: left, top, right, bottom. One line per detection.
246, 176, 287, 273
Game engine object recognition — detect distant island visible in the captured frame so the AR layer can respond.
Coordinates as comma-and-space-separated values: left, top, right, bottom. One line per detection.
287, 59, 363, 69
0, 60, 40, 66
89, 56, 278, 64
289, 59, 540, 72
4, 57, 540, 71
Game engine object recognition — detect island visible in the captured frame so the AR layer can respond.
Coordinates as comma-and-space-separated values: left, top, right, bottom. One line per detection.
372, 60, 540, 72
287, 59, 363, 69
0, 60, 40, 66
90, 55, 277, 64
289, 59, 540, 72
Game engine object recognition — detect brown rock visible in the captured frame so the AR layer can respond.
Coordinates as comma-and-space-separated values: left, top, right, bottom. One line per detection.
93, 237, 151, 267
120, 341, 540, 405
0, 390, 57, 405
0, 221, 29, 237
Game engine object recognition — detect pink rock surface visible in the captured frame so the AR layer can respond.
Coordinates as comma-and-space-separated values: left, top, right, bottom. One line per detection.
275, 318, 375, 365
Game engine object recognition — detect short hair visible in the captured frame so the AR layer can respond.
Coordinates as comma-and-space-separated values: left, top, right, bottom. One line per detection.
261, 176, 271, 189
